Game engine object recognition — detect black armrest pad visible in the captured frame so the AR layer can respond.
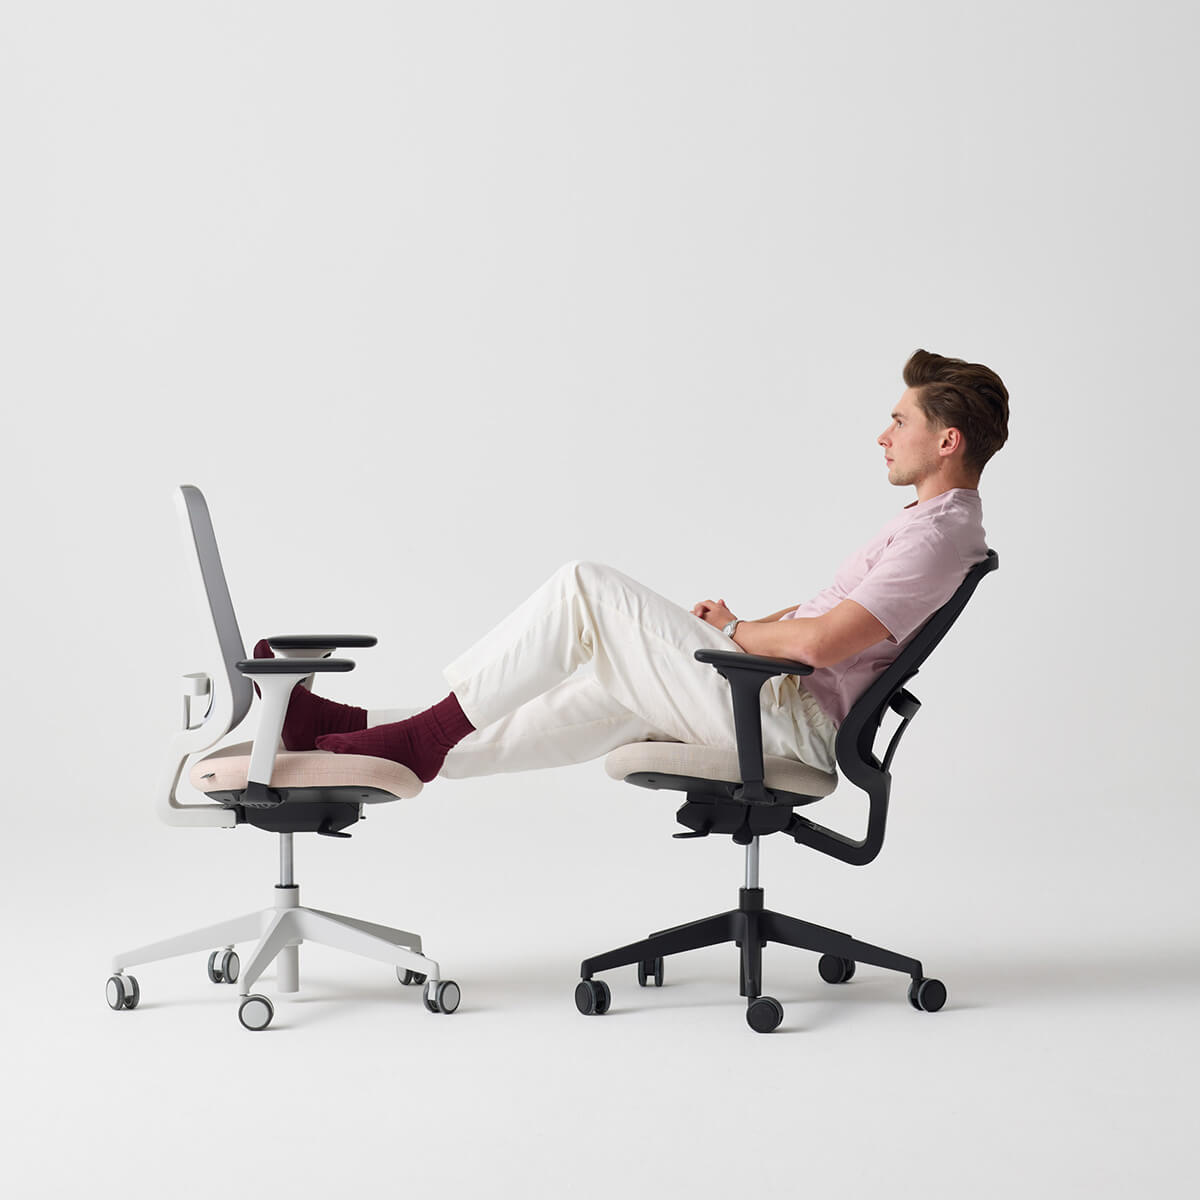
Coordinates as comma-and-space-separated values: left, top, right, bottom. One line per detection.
694, 649, 813, 676
236, 658, 356, 675
265, 635, 378, 649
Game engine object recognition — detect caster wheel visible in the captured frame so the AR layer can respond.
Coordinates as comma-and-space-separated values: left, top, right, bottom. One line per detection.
422, 980, 461, 1014
637, 957, 664, 988
818, 954, 856, 984
575, 979, 611, 1016
908, 977, 947, 1012
746, 996, 784, 1033
106, 974, 139, 1010
208, 949, 240, 984
238, 994, 274, 1031
397, 968, 428, 987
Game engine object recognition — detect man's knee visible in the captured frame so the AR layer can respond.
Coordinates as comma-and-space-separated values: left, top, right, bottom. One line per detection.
555, 560, 632, 606
559, 559, 611, 588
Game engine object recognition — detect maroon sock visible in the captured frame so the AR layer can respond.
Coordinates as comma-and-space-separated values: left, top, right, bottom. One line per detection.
253, 639, 367, 750
250, 638, 273, 698
316, 693, 475, 782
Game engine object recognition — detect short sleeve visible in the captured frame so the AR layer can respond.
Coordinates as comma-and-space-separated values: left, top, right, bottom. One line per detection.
845, 527, 966, 645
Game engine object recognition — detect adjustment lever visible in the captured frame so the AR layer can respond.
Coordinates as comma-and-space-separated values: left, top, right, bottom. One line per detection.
241, 782, 284, 809
673, 829, 710, 839
317, 819, 352, 839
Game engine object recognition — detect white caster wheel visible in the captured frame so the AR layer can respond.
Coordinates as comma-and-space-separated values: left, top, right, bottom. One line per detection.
208, 949, 240, 984
397, 968, 427, 986
238, 994, 274, 1031
422, 980, 461, 1014
106, 974, 140, 1010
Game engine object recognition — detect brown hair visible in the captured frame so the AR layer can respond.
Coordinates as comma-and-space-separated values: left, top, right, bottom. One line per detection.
903, 349, 1010, 475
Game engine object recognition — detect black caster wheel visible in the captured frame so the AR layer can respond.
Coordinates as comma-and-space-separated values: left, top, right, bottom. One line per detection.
746, 996, 784, 1033
238, 994, 274, 1031
106, 974, 139, 1011
397, 968, 428, 987
208, 949, 240, 984
908, 977, 947, 1012
818, 954, 856, 984
637, 957, 664, 987
422, 980, 461, 1014
575, 979, 611, 1015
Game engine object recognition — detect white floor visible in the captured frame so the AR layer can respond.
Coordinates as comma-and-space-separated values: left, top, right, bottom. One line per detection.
10, 786, 1199, 1200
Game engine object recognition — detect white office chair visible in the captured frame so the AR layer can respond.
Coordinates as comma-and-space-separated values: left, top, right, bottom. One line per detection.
107, 485, 459, 1031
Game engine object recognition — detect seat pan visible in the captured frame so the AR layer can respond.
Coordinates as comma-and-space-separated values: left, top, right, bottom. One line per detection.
605, 742, 837, 800
190, 741, 422, 802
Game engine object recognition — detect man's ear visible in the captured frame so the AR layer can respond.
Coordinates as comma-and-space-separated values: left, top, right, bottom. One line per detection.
938, 426, 963, 457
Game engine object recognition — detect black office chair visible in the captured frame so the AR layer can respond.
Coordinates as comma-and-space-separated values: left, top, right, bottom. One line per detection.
575, 550, 998, 1032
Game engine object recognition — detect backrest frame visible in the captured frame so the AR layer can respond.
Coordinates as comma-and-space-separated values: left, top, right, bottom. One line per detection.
789, 549, 999, 865
158, 486, 253, 827
177, 484, 254, 733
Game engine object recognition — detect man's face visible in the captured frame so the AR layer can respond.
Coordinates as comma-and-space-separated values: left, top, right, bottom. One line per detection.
878, 388, 945, 488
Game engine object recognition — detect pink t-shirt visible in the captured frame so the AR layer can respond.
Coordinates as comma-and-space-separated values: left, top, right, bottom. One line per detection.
781, 488, 988, 726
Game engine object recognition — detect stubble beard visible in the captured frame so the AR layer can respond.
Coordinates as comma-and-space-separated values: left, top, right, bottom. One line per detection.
888, 457, 936, 489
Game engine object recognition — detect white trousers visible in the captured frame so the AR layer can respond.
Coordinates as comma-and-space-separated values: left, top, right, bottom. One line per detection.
372, 560, 837, 778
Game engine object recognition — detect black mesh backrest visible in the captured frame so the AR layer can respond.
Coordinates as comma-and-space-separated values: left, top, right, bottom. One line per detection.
835, 550, 999, 795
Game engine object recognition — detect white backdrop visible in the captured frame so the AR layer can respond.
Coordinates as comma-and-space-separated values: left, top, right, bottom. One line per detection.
2, 2, 1196, 1196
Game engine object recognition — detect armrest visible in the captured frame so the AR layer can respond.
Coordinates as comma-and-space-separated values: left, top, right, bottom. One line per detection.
694, 649, 813, 676
236, 658, 355, 675
693, 648, 815, 806
236, 657, 358, 805
264, 634, 378, 650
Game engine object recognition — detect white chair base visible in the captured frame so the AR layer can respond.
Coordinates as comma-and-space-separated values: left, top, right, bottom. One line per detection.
111, 883, 439, 996
108, 832, 460, 1029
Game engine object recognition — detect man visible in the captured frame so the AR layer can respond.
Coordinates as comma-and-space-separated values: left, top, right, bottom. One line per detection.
267, 348, 1009, 781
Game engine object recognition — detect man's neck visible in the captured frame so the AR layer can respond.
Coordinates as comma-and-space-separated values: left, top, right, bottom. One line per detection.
913, 474, 979, 504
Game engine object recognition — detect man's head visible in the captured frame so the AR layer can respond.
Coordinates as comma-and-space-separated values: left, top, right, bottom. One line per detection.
879, 349, 1009, 494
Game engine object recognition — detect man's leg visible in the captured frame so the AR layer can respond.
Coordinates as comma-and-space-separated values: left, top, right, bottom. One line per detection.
433, 671, 669, 777
320, 560, 836, 776
442, 560, 831, 762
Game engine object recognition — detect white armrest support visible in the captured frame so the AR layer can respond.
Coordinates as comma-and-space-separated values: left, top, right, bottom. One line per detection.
235, 658, 357, 792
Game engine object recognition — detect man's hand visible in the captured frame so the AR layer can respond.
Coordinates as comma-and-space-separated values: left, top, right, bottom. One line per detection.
691, 597, 737, 630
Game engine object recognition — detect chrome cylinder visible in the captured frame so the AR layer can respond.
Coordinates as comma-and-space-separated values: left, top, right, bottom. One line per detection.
279, 832, 294, 888
745, 837, 760, 889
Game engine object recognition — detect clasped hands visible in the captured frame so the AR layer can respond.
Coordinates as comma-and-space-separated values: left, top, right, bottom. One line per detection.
691, 596, 737, 631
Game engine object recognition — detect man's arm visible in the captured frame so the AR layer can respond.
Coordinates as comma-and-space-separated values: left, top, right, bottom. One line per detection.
755, 605, 800, 622
732, 599, 891, 669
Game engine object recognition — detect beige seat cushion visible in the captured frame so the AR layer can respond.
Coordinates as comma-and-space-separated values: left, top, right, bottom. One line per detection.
190, 741, 422, 802
605, 741, 837, 800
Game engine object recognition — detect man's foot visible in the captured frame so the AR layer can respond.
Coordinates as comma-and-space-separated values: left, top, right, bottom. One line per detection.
252, 639, 368, 750
316, 693, 475, 782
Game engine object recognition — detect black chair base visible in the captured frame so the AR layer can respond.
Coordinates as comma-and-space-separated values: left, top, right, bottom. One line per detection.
580, 886, 925, 1003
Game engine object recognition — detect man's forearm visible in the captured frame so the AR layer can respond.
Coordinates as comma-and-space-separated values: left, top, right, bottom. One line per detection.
732, 616, 818, 663
731, 599, 890, 669
755, 605, 799, 622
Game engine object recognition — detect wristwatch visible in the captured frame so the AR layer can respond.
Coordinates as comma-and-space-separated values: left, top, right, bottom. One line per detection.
722, 618, 740, 638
